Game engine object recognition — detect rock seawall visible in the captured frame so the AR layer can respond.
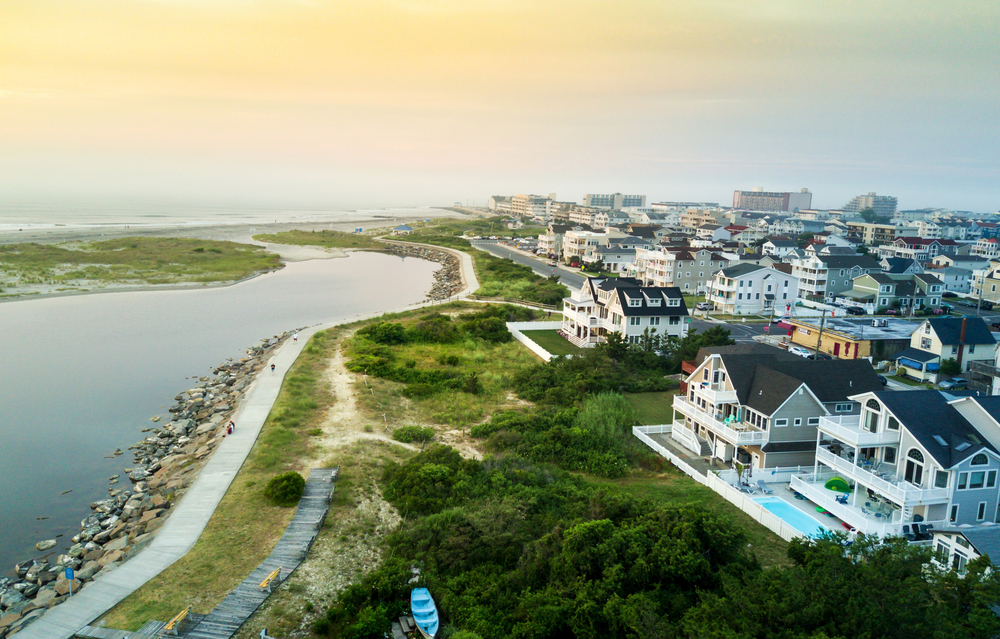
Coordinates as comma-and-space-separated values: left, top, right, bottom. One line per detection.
381, 244, 462, 300
0, 332, 299, 637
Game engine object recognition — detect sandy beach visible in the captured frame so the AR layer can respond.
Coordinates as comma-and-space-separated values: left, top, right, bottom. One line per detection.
0, 208, 472, 301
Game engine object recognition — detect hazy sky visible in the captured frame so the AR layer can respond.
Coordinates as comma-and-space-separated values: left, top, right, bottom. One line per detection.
2, 0, 997, 211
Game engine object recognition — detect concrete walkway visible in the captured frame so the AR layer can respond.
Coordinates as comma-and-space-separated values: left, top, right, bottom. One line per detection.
16, 240, 483, 639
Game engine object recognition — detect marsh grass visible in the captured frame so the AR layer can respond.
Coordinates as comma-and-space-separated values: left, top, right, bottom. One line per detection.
0, 237, 280, 287
252, 229, 383, 250
100, 329, 339, 630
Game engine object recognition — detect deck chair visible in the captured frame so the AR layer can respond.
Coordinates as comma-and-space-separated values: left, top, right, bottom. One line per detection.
835, 493, 849, 505
900, 524, 917, 542
740, 482, 758, 494
756, 480, 774, 494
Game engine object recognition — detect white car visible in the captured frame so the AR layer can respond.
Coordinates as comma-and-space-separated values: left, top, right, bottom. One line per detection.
787, 345, 812, 358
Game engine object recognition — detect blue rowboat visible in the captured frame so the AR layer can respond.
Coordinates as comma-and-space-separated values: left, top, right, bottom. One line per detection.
411, 587, 439, 639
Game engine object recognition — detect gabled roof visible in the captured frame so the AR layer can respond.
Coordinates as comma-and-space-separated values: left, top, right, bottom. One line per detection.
614, 286, 688, 317
720, 263, 766, 278
765, 238, 798, 248
718, 354, 883, 415
873, 391, 999, 467
938, 527, 1000, 564
817, 255, 881, 270
882, 257, 917, 273
927, 317, 997, 346
394, 224, 414, 231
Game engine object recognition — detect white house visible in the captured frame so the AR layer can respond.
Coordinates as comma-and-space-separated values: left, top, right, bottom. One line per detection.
762, 237, 799, 258
708, 264, 799, 315
561, 278, 689, 347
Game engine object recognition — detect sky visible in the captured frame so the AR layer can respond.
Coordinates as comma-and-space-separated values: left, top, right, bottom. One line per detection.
1, 0, 998, 212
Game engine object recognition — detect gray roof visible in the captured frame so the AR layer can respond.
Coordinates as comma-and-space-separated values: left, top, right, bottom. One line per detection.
937, 527, 1000, 564
766, 239, 798, 248
927, 317, 997, 346
719, 354, 883, 415
586, 278, 688, 317
593, 246, 636, 256
720, 263, 766, 278
762, 441, 817, 453
873, 391, 999, 467
894, 347, 940, 363
818, 255, 882, 270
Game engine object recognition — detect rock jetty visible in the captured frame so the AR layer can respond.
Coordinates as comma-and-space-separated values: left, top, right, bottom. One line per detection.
0, 331, 299, 637
382, 243, 462, 300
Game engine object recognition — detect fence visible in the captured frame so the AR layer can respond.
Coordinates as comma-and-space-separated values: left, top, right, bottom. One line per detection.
632, 426, 707, 485
506, 321, 565, 362
468, 295, 560, 311
716, 465, 816, 485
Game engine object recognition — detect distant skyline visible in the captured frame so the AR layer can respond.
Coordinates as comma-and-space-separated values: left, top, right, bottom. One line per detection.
2, 1, 997, 212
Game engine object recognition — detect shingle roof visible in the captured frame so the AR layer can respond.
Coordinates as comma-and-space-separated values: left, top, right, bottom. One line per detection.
894, 347, 940, 363
720, 263, 766, 278
927, 317, 997, 346
874, 391, 998, 467
882, 257, 917, 273
615, 286, 688, 317
762, 441, 817, 453
817, 255, 881, 270
948, 527, 1000, 564
766, 239, 798, 248
719, 355, 883, 415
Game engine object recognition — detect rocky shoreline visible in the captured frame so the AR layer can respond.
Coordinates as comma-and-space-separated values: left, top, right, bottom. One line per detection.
381, 243, 462, 300
0, 332, 299, 638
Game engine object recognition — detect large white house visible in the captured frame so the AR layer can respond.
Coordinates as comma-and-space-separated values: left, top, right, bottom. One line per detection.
561, 277, 688, 347
708, 264, 799, 315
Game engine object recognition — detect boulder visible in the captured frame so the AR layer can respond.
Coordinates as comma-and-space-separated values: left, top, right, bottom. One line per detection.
139, 510, 160, 524
143, 518, 165, 534
0, 614, 21, 631
0, 591, 25, 609
32, 589, 57, 608
20, 584, 38, 599
82, 549, 104, 563
53, 580, 80, 597
34, 540, 56, 552
103, 537, 128, 553
97, 550, 123, 567
75, 563, 100, 582
35, 571, 56, 586
23, 565, 46, 584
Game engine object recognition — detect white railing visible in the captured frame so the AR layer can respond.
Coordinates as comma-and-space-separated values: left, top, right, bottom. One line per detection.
819, 415, 901, 447
506, 321, 565, 362
705, 473, 802, 541
669, 421, 702, 455
632, 426, 707, 485
719, 465, 815, 485
673, 397, 768, 446
815, 447, 949, 504
692, 385, 739, 405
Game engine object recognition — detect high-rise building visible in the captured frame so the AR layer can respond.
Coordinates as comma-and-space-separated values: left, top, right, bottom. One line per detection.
732, 187, 812, 212
843, 192, 898, 217
583, 193, 647, 209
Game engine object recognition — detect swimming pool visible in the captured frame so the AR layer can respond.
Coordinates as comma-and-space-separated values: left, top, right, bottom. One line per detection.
754, 496, 830, 538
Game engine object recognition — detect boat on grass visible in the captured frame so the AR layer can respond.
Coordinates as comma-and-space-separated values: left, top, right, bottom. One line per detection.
411, 587, 439, 639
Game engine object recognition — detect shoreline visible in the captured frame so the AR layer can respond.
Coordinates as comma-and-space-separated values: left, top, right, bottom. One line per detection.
0, 210, 473, 304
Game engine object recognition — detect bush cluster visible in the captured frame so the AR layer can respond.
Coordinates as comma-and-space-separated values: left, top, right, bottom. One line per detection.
262, 471, 305, 507
392, 425, 435, 444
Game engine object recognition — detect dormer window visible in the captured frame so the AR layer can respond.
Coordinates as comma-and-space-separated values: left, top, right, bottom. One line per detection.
629, 299, 642, 307
666, 298, 679, 307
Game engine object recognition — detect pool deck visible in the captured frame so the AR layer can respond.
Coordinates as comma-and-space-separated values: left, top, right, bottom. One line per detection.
758, 485, 845, 535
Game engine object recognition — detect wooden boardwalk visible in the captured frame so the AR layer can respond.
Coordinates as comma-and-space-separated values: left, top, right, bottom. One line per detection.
74, 468, 337, 639
180, 468, 337, 639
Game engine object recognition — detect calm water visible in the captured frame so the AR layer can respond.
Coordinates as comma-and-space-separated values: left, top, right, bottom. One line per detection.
0, 252, 437, 575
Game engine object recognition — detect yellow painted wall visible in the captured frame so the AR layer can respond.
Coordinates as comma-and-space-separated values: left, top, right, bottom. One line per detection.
788, 322, 871, 359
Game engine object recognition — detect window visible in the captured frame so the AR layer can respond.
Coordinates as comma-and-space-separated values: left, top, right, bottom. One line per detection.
952, 345, 959, 355
775, 418, 788, 427
669, 316, 680, 325
738, 293, 743, 300
887, 416, 899, 431
629, 299, 641, 307
970, 343, 976, 353
936, 540, 948, 557
954, 551, 969, 574
935, 470, 949, 488
650, 317, 661, 326
905, 448, 925, 486
951, 505, 959, 522
793, 418, 802, 426
978, 502, 988, 521
884, 447, 897, 464
807, 417, 820, 426
970, 471, 986, 489
989, 470, 997, 488
756, 293, 760, 300
835, 403, 852, 412
739, 280, 744, 288
629, 317, 641, 326
972, 453, 988, 465
925, 323, 931, 334
959, 472, 968, 489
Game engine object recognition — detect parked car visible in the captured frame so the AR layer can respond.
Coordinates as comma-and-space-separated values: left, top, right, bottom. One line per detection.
939, 378, 969, 390
696, 302, 710, 310
807, 353, 833, 360
943, 291, 957, 298
991, 321, 1000, 331
983, 301, 994, 310
941, 303, 954, 312
787, 345, 812, 358
877, 374, 888, 386
547, 261, 558, 267
958, 299, 978, 308
845, 306, 866, 316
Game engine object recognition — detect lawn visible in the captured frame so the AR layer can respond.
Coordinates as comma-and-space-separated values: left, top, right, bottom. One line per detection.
889, 375, 935, 388
623, 390, 677, 425
520, 329, 582, 357
587, 472, 791, 567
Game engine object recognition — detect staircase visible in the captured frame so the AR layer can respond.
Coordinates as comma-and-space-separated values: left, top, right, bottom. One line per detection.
697, 436, 712, 457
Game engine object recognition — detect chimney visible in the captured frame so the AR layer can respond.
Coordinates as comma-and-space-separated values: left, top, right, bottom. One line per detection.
957, 318, 967, 368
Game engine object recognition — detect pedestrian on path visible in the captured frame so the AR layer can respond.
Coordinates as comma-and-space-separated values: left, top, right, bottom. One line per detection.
228, 420, 235, 432
271, 363, 276, 372
293, 332, 299, 343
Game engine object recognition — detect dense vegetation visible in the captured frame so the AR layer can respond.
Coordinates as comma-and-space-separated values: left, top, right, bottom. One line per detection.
317, 446, 1000, 639
263, 471, 306, 506
0, 237, 281, 288
252, 229, 382, 249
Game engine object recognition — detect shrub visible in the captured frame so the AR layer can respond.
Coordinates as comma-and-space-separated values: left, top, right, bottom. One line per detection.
358, 322, 408, 345
392, 425, 435, 443
263, 471, 306, 507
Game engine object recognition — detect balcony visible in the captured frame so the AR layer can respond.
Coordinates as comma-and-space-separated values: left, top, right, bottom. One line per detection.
673, 396, 767, 446
818, 415, 901, 447
815, 447, 949, 505
691, 383, 738, 405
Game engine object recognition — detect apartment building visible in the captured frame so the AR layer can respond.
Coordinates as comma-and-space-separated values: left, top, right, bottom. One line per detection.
511, 193, 556, 220
790, 390, 1000, 538
708, 264, 799, 315
566, 207, 599, 227
845, 221, 902, 246
536, 224, 577, 259
594, 210, 630, 227
839, 272, 944, 312
561, 277, 688, 348
561, 229, 627, 263
972, 238, 1000, 259
626, 247, 737, 292
843, 192, 898, 217
733, 187, 813, 213
582, 193, 647, 209
673, 348, 882, 467
680, 208, 722, 229
878, 237, 960, 263
790, 254, 882, 300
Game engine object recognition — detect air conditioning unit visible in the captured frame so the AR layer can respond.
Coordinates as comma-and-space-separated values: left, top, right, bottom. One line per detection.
872, 320, 878, 327
881, 319, 889, 327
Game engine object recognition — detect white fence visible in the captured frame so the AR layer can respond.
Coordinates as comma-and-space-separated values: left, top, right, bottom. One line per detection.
633, 426, 806, 541
668, 421, 703, 455
506, 321, 565, 362
716, 465, 816, 485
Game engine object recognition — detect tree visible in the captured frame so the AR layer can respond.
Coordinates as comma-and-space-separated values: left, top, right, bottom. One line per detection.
796, 233, 815, 249
859, 206, 890, 224
940, 357, 962, 375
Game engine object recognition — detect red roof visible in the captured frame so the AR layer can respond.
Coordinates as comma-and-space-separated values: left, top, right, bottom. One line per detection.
725, 224, 748, 231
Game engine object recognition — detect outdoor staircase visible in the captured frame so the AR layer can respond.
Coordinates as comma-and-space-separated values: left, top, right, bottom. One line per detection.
697, 436, 712, 457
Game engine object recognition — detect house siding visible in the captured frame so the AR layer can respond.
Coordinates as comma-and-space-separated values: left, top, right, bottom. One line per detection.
768, 387, 826, 444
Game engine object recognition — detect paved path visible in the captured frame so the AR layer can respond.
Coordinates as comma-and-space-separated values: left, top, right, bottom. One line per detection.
16, 239, 482, 639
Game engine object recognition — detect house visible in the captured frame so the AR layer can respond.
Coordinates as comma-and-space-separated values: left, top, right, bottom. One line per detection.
932, 526, 1000, 574
839, 272, 944, 313
880, 237, 960, 263
931, 255, 991, 271
731, 227, 766, 245
970, 264, 1000, 303
582, 246, 636, 273
708, 264, 799, 315
594, 209, 630, 228
561, 229, 626, 263
789, 254, 882, 300
972, 238, 1000, 259
561, 278, 688, 347
787, 316, 918, 361
392, 224, 414, 236
672, 348, 883, 468
537, 224, 577, 258
695, 224, 730, 242
895, 317, 997, 382
626, 247, 737, 292
930, 267, 974, 295
880, 257, 923, 275
790, 390, 1000, 538
762, 237, 799, 258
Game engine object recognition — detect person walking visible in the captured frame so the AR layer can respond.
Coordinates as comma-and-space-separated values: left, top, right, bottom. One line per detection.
293, 332, 299, 343
271, 363, 276, 372
228, 420, 235, 432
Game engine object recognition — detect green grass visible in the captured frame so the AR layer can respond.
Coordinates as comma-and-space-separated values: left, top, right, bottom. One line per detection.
586, 472, 790, 567
519, 329, 582, 357
889, 375, 934, 388
100, 329, 340, 630
252, 229, 383, 249
623, 390, 678, 425
0, 237, 281, 288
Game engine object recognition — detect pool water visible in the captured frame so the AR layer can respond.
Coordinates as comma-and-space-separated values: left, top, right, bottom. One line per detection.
755, 497, 830, 538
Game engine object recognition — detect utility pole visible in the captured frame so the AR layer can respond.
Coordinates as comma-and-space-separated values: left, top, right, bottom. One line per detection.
814, 310, 827, 358
977, 272, 986, 318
